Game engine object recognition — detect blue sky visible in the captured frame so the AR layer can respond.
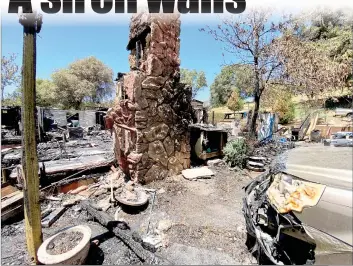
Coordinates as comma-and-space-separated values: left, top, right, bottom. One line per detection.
2, 20, 229, 102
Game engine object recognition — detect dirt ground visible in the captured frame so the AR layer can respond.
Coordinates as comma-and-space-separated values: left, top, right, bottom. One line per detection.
1, 164, 258, 265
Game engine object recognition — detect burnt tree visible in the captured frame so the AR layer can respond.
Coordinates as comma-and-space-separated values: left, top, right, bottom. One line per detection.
201, 9, 286, 137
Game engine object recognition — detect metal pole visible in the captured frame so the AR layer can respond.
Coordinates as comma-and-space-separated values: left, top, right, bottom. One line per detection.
19, 11, 43, 265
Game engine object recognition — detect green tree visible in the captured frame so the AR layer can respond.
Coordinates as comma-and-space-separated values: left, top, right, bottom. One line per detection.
262, 85, 295, 124
274, 22, 351, 103
295, 9, 353, 84
180, 68, 207, 99
227, 89, 244, 112
274, 99, 296, 125
2, 89, 21, 106
36, 79, 58, 107
210, 64, 253, 107
1, 53, 20, 100
51, 57, 114, 109
210, 66, 235, 107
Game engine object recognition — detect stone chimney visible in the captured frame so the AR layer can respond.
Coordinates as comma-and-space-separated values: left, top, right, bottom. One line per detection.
107, 13, 194, 184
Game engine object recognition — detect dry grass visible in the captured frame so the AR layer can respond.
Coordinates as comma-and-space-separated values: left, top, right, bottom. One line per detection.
208, 103, 255, 123
208, 96, 350, 126
292, 88, 352, 104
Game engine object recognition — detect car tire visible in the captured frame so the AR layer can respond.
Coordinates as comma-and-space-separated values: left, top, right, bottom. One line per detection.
257, 247, 273, 265
245, 232, 256, 250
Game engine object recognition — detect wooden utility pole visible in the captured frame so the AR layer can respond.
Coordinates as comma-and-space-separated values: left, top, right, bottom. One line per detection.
19, 10, 43, 265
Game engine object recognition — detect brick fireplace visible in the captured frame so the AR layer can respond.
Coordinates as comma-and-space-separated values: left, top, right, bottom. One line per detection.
106, 13, 194, 184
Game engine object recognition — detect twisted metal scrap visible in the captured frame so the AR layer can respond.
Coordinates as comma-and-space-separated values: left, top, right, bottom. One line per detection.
269, 149, 289, 175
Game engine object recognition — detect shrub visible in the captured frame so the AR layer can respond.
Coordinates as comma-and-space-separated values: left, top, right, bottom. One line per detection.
262, 85, 296, 125
223, 138, 249, 168
273, 99, 296, 124
227, 89, 244, 112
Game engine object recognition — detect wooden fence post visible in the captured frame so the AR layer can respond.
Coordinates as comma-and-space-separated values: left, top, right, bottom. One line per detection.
19, 10, 43, 265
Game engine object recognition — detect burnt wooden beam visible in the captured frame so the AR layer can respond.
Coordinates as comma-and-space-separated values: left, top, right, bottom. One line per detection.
80, 201, 171, 265
41, 207, 66, 228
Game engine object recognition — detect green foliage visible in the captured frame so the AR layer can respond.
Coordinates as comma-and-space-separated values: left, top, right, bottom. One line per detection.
227, 89, 244, 111
51, 56, 114, 109
231, 65, 254, 97
223, 138, 248, 168
3, 79, 61, 108
210, 66, 236, 107
262, 86, 296, 125
2, 89, 21, 106
275, 99, 296, 124
1, 53, 20, 99
36, 79, 57, 107
210, 64, 253, 107
180, 68, 207, 98
295, 9, 353, 84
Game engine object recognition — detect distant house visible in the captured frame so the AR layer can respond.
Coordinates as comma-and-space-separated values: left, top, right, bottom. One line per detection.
191, 99, 206, 123
191, 99, 204, 109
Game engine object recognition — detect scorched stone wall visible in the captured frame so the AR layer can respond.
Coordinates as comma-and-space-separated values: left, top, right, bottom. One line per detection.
107, 13, 194, 184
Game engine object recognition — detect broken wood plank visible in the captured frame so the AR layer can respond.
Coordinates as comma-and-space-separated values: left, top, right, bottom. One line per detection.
2, 168, 8, 183
10, 155, 115, 180
62, 196, 84, 207
68, 185, 88, 195
1, 205, 24, 223
1, 190, 24, 222
42, 173, 96, 193
42, 155, 114, 175
41, 207, 67, 228
1, 191, 23, 209
78, 189, 96, 198
1, 184, 18, 198
41, 208, 53, 219
44, 196, 62, 201
58, 177, 95, 193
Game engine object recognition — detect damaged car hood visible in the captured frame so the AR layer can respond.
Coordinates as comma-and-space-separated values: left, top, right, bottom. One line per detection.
283, 145, 352, 190
283, 145, 353, 246
243, 145, 352, 265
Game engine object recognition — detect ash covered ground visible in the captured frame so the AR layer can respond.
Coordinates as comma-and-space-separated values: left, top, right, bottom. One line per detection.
1, 163, 257, 265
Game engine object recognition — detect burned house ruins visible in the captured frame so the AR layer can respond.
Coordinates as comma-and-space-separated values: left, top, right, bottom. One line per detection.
106, 14, 194, 184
